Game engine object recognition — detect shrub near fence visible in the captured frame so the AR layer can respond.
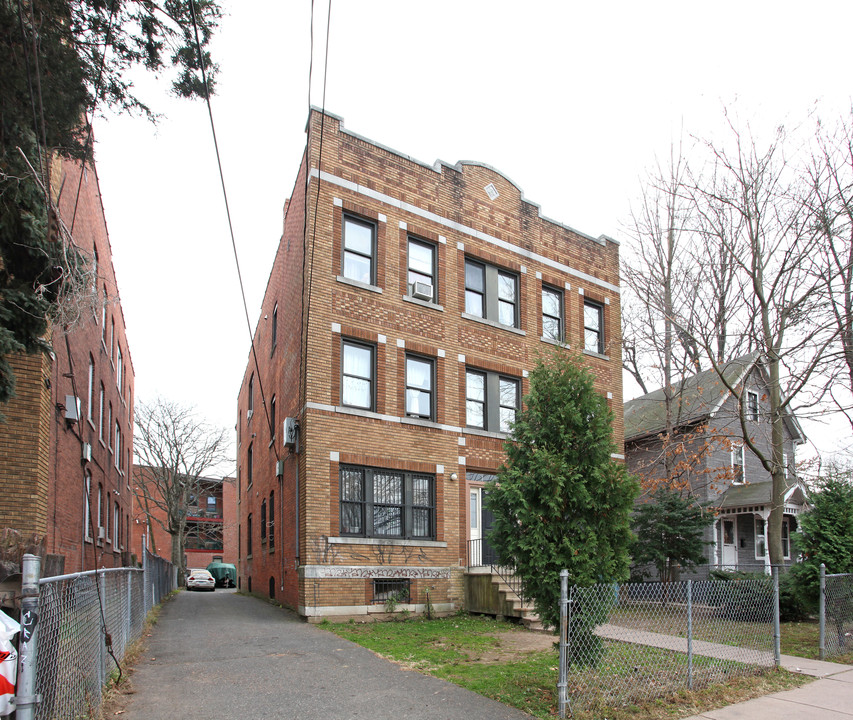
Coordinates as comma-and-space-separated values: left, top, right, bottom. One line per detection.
557, 574, 779, 719
31, 549, 175, 720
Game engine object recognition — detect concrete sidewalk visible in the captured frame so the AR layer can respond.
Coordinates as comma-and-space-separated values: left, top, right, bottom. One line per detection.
682, 664, 853, 719
597, 623, 853, 718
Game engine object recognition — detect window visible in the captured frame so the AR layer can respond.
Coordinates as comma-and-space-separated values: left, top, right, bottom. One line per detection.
98, 383, 105, 441
107, 403, 113, 450
87, 356, 94, 422
247, 442, 253, 485
407, 237, 436, 302
755, 517, 766, 559
731, 443, 745, 483
583, 299, 604, 354
206, 495, 217, 516
261, 499, 267, 542
92, 248, 98, 291
116, 346, 123, 392
101, 288, 107, 341
464, 259, 519, 328
270, 395, 276, 441
340, 465, 435, 540
783, 452, 789, 478
342, 215, 376, 284
466, 369, 519, 433
115, 424, 122, 469
405, 355, 434, 419
113, 502, 119, 546
542, 286, 563, 342
373, 578, 410, 604
247, 374, 254, 418
247, 513, 253, 556
271, 303, 278, 350
84, 471, 92, 540
342, 339, 374, 410
747, 391, 759, 421
97, 483, 103, 534
110, 317, 115, 363
269, 491, 275, 548
782, 518, 791, 559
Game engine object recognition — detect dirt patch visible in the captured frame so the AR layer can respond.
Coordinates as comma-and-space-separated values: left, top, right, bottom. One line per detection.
465, 629, 557, 663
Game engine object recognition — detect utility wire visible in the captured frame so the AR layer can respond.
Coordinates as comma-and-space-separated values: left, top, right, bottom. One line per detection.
187, 1, 278, 456
299, 0, 332, 415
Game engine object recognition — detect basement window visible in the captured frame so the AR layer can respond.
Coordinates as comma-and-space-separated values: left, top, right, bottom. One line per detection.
373, 578, 410, 604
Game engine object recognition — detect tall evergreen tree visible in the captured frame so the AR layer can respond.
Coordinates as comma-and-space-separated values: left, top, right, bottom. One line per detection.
631, 487, 714, 584
487, 350, 639, 630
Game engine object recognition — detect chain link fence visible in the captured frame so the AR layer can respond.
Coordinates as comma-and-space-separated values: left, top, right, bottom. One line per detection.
821, 566, 853, 659
557, 572, 779, 718
31, 549, 175, 720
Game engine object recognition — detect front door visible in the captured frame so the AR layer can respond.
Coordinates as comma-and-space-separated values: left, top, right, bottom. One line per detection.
469, 485, 497, 566
721, 518, 738, 569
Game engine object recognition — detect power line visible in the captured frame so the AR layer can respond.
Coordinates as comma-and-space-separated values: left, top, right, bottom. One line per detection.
187, 0, 278, 456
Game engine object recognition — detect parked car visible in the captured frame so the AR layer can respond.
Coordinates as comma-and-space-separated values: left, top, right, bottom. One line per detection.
186, 569, 216, 592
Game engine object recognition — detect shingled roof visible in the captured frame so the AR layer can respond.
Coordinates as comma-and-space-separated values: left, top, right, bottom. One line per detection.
624, 354, 759, 441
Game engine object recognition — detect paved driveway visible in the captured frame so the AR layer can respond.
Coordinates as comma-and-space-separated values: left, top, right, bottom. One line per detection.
119, 589, 531, 719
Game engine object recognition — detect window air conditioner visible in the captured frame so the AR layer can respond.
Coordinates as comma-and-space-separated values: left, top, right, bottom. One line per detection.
247, 409, 253, 420
82, 442, 92, 463
97, 527, 105, 540
411, 282, 433, 301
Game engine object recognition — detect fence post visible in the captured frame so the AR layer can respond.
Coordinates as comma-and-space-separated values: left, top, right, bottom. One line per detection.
14, 554, 41, 720
125, 570, 132, 649
98, 570, 107, 690
772, 566, 781, 667
558, 569, 568, 719
819, 563, 826, 661
687, 579, 693, 690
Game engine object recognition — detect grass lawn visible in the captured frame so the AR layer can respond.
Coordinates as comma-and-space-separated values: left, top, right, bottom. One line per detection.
781, 620, 853, 663
321, 614, 812, 719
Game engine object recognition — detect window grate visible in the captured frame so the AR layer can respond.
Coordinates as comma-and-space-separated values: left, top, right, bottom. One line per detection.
373, 578, 410, 604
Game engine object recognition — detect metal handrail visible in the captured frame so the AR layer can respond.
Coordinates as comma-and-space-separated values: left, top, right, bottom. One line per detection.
467, 538, 526, 602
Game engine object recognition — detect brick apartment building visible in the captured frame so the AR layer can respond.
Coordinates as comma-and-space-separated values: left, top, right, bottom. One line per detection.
0, 155, 135, 574
130, 468, 237, 569
236, 110, 622, 619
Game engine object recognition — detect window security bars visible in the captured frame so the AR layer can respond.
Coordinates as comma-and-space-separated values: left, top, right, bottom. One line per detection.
372, 578, 410, 605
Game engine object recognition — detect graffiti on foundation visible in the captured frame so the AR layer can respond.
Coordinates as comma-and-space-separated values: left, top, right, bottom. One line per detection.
306, 565, 451, 580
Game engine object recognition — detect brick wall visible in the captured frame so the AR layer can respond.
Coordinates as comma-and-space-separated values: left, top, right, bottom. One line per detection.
236, 111, 623, 617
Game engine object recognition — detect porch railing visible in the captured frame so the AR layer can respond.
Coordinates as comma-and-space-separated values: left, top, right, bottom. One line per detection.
467, 538, 525, 602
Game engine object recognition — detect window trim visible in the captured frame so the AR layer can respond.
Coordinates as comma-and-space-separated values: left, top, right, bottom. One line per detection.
542, 285, 564, 342
340, 465, 436, 541
404, 353, 435, 421
464, 258, 519, 329
747, 390, 759, 422
583, 299, 604, 354
341, 338, 376, 411
754, 516, 766, 560
407, 236, 437, 303
342, 214, 377, 286
271, 303, 278, 352
731, 443, 745, 484
466, 368, 520, 434
782, 518, 791, 559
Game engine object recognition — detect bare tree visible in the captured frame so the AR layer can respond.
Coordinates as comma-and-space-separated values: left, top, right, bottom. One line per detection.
683, 116, 836, 565
807, 113, 853, 432
133, 398, 230, 579
622, 142, 713, 494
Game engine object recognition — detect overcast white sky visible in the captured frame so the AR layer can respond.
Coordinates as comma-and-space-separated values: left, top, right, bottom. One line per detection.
91, 1, 853, 471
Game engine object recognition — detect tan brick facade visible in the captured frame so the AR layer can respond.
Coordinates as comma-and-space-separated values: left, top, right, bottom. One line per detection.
236, 111, 622, 618
0, 155, 135, 574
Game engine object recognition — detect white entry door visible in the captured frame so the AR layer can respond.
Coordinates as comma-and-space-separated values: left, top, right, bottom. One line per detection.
721, 518, 738, 569
469, 487, 496, 566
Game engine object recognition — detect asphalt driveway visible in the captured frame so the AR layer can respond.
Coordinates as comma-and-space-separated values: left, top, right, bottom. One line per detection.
118, 589, 531, 719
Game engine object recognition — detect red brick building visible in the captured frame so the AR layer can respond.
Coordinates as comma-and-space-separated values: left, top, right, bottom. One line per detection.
236, 110, 623, 619
0, 155, 135, 574
130, 469, 238, 569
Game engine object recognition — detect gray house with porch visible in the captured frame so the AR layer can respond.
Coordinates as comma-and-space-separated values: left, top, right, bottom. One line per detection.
624, 355, 808, 577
